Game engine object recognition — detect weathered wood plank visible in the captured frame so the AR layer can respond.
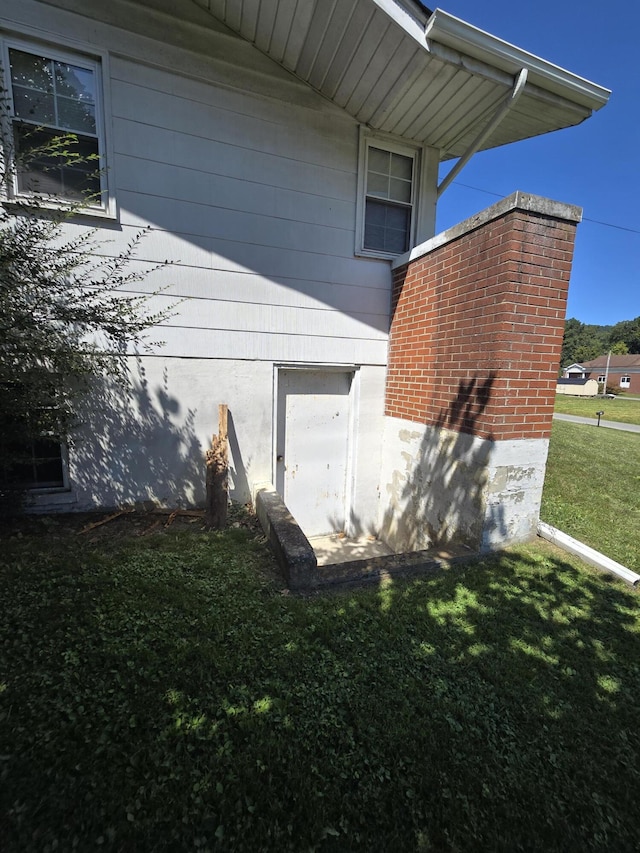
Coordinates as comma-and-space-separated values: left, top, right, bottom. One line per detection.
205, 404, 229, 529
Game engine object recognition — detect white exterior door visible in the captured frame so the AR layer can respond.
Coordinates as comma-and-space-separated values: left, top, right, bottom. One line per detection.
276, 369, 353, 537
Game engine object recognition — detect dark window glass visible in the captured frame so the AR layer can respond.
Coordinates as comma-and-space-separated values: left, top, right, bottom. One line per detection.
364, 199, 410, 254
1, 437, 65, 490
13, 123, 100, 200
8, 47, 101, 203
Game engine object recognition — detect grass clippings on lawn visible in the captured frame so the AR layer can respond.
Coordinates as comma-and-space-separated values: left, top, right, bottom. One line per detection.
1, 513, 639, 852
542, 420, 640, 571
554, 393, 640, 425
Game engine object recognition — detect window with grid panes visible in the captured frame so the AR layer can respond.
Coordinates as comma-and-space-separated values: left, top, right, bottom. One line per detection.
1, 436, 68, 491
4, 42, 104, 204
363, 146, 415, 254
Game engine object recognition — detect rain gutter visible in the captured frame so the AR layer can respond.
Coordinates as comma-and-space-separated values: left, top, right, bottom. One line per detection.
371, 4, 610, 111
424, 9, 610, 111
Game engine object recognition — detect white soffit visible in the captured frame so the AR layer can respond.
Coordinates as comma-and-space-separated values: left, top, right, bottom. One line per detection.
192, 0, 611, 160
425, 10, 609, 111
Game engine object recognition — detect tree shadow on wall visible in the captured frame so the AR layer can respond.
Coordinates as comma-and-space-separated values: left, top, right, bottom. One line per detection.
376, 372, 505, 553
70, 360, 206, 510
227, 409, 252, 505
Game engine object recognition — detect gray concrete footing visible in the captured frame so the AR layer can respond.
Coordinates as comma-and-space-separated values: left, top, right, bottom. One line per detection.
255, 484, 473, 592
255, 486, 319, 591
255, 487, 640, 593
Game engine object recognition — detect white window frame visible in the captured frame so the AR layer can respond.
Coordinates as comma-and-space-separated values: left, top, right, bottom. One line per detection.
27, 438, 70, 494
1, 435, 70, 493
1, 35, 115, 217
620, 376, 631, 388
356, 128, 426, 260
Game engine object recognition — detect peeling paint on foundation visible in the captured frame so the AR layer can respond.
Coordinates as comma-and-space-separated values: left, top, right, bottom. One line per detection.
379, 417, 549, 553
399, 429, 423, 443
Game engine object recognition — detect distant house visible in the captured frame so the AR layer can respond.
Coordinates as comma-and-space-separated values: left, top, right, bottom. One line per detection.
0, 0, 610, 555
580, 355, 640, 395
562, 364, 587, 379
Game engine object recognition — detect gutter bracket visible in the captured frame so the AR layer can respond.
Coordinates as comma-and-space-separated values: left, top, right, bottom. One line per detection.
437, 67, 529, 198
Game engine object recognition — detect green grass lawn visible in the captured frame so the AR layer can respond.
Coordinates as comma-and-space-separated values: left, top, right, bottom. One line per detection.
541, 420, 640, 571
1, 515, 639, 852
554, 393, 640, 425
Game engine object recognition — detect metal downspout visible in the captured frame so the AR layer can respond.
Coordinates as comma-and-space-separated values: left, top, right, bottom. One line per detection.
437, 67, 529, 198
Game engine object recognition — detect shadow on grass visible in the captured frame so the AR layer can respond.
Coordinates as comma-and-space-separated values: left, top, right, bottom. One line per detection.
1, 525, 638, 852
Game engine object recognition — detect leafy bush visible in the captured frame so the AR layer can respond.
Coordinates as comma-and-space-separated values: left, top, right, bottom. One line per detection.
0, 111, 169, 511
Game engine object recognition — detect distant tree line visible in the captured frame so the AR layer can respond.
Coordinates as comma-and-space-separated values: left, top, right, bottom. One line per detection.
561, 316, 640, 368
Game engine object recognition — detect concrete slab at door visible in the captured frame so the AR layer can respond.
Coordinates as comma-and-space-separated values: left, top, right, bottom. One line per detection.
276, 369, 353, 537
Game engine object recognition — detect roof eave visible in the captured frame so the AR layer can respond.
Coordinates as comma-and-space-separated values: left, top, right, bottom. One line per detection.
424, 9, 610, 112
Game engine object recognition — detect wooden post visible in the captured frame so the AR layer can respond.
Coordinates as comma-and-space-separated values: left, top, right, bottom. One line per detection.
205, 404, 228, 528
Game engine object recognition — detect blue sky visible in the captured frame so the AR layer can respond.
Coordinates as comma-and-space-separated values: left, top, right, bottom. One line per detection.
433, 0, 638, 326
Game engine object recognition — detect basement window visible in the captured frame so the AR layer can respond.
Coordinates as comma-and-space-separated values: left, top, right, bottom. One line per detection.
356, 133, 420, 259
1, 379, 70, 493
1, 436, 69, 492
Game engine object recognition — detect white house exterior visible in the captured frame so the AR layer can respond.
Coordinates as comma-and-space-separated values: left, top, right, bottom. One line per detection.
0, 0, 610, 552
562, 364, 587, 378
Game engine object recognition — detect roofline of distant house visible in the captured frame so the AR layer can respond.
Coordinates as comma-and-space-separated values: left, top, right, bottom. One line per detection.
581, 359, 640, 367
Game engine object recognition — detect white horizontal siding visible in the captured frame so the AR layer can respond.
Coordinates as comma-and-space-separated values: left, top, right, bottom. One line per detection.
105, 28, 390, 363
110, 77, 356, 173
115, 154, 355, 230
102, 222, 390, 290
114, 260, 391, 319
134, 327, 388, 365
109, 55, 356, 147
150, 295, 388, 340
112, 120, 354, 203
8, 0, 319, 107
3, 0, 393, 366
115, 189, 356, 259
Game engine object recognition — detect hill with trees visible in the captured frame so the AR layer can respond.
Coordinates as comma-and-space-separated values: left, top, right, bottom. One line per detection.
561, 316, 640, 368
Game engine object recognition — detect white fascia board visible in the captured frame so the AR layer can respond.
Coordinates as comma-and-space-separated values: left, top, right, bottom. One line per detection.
369, 0, 429, 44
424, 9, 610, 111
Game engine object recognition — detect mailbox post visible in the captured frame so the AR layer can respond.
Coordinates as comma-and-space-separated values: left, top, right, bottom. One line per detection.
596, 410, 604, 427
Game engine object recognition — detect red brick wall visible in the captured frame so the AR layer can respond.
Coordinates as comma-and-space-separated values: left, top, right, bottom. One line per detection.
585, 371, 640, 395
385, 208, 577, 441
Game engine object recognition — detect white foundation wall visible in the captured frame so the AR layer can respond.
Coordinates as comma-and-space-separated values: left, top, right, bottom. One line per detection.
481, 436, 550, 551
347, 365, 387, 537
378, 416, 550, 553
51, 357, 275, 512
35, 357, 387, 529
